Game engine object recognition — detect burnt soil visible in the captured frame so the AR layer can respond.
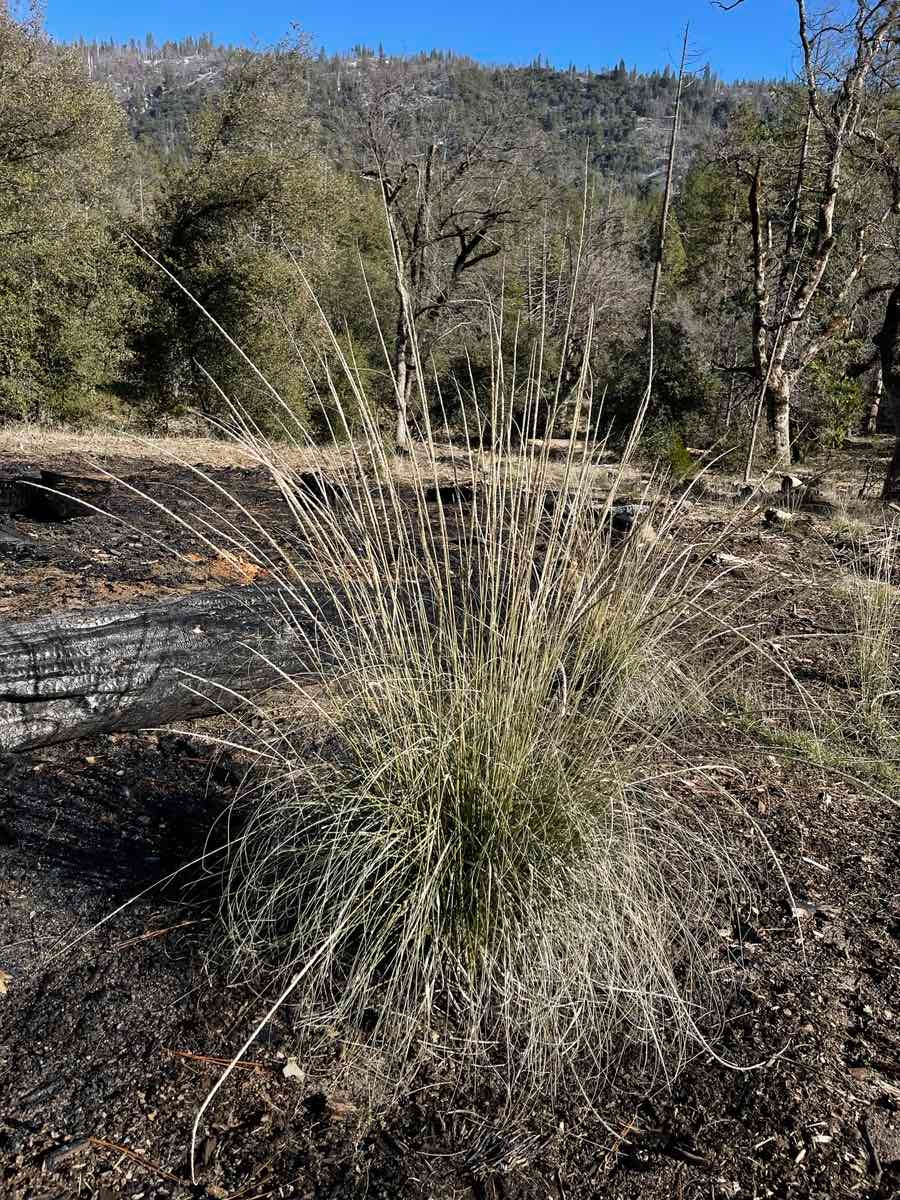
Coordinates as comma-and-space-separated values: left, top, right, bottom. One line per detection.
0, 445, 898, 1199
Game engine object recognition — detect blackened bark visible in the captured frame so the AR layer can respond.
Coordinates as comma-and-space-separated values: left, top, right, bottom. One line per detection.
0, 584, 311, 752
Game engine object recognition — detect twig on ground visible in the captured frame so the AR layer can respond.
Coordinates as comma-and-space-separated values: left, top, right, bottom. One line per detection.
166, 1048, 271, 1073
604, 1115, 638, 1170
88, 1136, 183, 1184
112, 919, 204, 950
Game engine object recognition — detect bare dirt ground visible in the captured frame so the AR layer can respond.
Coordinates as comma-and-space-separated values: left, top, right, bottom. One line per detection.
0, 434, 898, 1199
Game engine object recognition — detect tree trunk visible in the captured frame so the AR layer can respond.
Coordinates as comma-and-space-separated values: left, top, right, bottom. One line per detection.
864, 365, 883, 436
393, 321, 413, 455
0, 584, 314, 753
648, 25, 688, 322
721, 335, 739, 434
767, 368, 793, 469
878, 281, 900, 501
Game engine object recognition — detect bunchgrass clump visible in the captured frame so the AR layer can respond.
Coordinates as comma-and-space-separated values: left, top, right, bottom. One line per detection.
89, 253, 776, 1158
157, 320, 765, 1111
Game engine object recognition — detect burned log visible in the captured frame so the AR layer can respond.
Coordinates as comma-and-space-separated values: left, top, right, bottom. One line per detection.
0, 584, 312, 753
297, 472, 350, 507
0, 469, 111, 522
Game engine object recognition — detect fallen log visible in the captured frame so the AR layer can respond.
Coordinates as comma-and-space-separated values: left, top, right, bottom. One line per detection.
0, 584, 311, 753
0, 469, 111, 521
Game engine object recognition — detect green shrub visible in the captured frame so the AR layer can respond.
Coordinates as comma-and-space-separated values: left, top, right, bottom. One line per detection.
598, 318, 723, 437
806, 359, 865, 451
644, 425, 697, 480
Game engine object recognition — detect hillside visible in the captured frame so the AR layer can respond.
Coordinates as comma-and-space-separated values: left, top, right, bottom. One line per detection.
73, 37, 776, 184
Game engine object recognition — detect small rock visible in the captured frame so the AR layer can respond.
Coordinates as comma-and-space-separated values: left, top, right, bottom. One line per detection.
41, 1139, 92, 1170
714, 552, 752, 571
608, 503, 649, 535
282, 1056, 305, 1081
781, 474, 804, 493
764, 507, 795, 528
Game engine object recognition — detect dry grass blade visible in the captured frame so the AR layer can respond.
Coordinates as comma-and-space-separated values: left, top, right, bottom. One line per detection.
839, 524, 900, 720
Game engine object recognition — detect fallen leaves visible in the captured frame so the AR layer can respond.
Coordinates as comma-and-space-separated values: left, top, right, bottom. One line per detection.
208, 555, 265, 585
183, 550, 265, 584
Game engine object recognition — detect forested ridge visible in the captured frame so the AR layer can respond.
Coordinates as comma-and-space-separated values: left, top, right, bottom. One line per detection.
75, 35, 772, 180
1, 4, 898, 477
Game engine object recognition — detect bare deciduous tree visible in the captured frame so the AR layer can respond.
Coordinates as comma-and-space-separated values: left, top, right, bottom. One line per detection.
513, 186, 646, 419
725, 0, 899, 467
362, 79, 543, 451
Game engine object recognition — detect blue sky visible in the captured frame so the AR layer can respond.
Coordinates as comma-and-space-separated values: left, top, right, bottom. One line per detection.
45, 1, 802, 82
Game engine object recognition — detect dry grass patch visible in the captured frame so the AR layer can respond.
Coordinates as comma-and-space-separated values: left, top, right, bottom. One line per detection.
833, 525, 900, 725
0, 421, 351, 473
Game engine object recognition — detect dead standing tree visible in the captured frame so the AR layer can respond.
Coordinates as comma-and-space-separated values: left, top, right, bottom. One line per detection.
515, 187, 646, 419
363, 82, 540, 452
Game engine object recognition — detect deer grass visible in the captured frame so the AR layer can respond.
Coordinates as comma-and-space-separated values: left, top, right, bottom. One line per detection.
122, 305, 774, 1116
79, 254, 781, 1161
